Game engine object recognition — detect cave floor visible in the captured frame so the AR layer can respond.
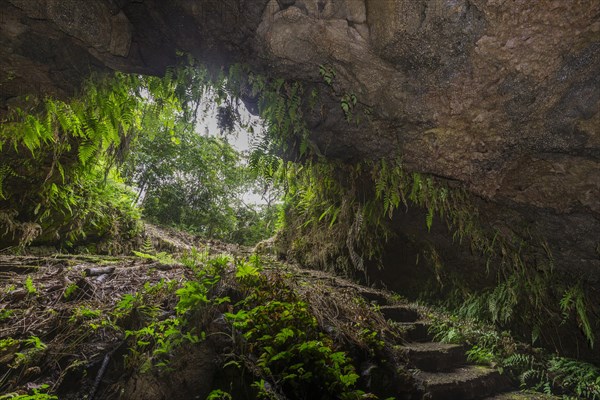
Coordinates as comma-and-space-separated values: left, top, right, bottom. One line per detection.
0, 228, 560, 399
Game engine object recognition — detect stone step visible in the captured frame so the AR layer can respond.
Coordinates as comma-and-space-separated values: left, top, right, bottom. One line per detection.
395, 320, 433, 342
403, 342, 466, 372
359, 290, 389, 305
416, 365, 511, 400
380, 305, 420, 322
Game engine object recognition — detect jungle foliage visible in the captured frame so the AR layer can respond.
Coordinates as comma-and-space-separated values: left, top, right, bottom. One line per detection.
0, 73, 149, 250
121, 104, 278, 245
0, 61, 278, 250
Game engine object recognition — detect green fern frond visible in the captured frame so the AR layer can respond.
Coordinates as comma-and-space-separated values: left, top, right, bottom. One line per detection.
426, 207, 434, 232
78, 141, 97, 165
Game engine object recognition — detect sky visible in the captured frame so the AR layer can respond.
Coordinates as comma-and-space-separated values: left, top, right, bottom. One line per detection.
194, 92, 260, 152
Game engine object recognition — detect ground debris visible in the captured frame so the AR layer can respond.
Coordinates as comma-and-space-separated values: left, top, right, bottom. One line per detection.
0, 224, 420, 399
0, 252, 190, 398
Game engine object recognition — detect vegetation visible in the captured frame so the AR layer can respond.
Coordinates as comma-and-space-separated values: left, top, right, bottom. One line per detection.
274, 153, 596, 359
0, 243, 400, 399
121, 107, 277, 245
2, 244, 595, 399
225, 257, 378, 400
0, 73, 151, 250
0, 57, 597, 398
0, 61, 278, 250
428, 309, 600, 399
244, 59, 597, 357
0, 384, 57, 400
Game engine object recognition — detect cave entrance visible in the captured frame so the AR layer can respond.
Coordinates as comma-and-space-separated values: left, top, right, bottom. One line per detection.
0, 65, 282, 250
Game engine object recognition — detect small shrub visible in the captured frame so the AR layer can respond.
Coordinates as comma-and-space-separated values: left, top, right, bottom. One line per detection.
24, 276, 36, 295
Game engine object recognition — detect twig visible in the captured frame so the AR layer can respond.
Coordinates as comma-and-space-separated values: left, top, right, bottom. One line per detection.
88, 341, 124, 400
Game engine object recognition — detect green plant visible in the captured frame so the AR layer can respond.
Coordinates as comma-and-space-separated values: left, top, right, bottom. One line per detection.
11, 336, 47, 368
319, 64, 336, 86
0, 384, 58, 399
68, 305, 102, 323
23, 276, 36, 295
174, 281, 211, 314
1, 59, 285, 251
3, 284, 16, 294
206, 389, 233, 400
429, 308, 599, 399
121, 255, 229, 371
132, 250, 176, 265
0, 338, 19, 353
124, 316, 201, 370
63, 282, 78, 299
235, 256, 261, 282
278, 160, 392, 275
340, 93, 357, 122
224, 264, 377, 400
22, 336, 46, 351
560, 285, 594, 348
238, 58, 594, 364
547, 357, 600, 399
139, 237, 155, 254
123, 124, 252, 242
500, 353, 600, 399
205, 254, 232, 272
466, 345, 494, 365
0, 72, 154, 249
179, 247, 212, 272
114, 293, 138, 314
0, 308, 14, 321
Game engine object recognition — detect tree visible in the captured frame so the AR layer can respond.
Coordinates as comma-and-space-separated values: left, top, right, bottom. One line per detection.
123, 111, 278, 244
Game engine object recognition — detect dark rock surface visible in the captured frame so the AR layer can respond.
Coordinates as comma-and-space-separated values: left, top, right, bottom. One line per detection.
1, 0, 598, 358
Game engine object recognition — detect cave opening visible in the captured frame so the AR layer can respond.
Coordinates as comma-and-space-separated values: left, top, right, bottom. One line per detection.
1, 0, 599, 398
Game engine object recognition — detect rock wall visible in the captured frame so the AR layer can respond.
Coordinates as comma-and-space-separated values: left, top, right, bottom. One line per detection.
1, 0, 598, 356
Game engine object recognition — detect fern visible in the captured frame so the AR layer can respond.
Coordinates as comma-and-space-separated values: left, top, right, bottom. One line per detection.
426, 207, 434, 232
466, 345, 494, 365
504, 353, 534, 369
548, 357, 600, 399
560, 285, 595, 348
0, 70, 187, 248
235, 259, 261, 281
139, 237, 155, 254
78, 141, 98, 165
409, 173, 422, 203
0, 164, 17, 200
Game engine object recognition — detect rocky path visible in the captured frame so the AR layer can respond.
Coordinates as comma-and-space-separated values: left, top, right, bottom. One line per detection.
378, 304, 557, 400
294, 267, 560, 400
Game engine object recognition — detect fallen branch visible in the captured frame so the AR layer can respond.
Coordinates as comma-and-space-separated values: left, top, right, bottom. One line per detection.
88, 341, 125, 400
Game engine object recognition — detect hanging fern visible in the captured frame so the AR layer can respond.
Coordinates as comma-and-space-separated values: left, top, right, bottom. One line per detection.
0, 164, 17, 200
0, 63, 214, 249
560, 285, 595, 348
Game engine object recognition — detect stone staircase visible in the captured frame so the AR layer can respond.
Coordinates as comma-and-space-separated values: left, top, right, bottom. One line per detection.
379, 304, 551, 400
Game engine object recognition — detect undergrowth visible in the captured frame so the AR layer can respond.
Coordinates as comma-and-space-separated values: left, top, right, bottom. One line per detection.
224, 257, 381, 399
0, 72, 164, 250
136, 248, 399, 399
198, 252, 403, 399
231, 60, 597, 357
275, 152, 596, 355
